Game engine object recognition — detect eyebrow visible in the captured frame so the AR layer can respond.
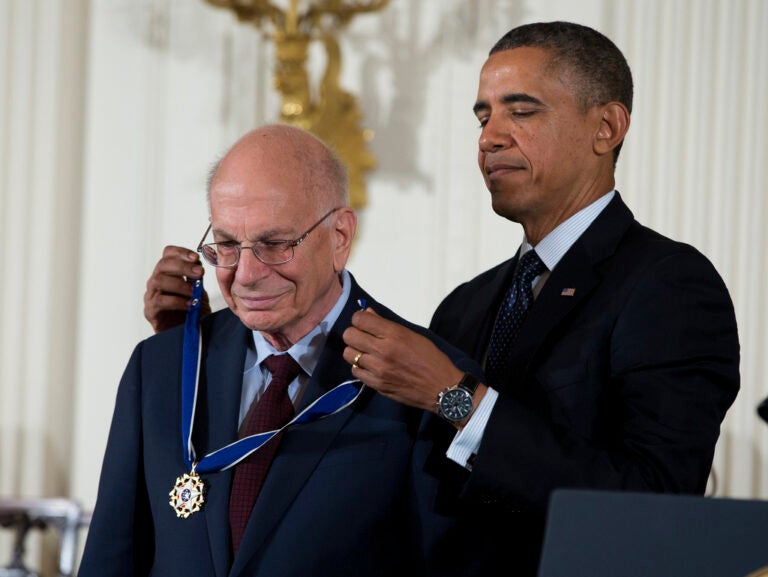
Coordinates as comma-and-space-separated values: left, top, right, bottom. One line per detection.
212, 227, 294, 242
473, 93, 545, 115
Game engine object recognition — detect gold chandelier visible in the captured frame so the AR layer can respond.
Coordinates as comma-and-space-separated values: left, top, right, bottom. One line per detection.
204, 0, 390, 210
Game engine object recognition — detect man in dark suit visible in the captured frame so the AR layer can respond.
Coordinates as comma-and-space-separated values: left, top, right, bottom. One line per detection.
341, 21, 740, 575
79, 125, 481, 576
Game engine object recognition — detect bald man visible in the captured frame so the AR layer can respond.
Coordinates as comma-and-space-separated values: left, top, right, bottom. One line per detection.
80, 125, 481, 577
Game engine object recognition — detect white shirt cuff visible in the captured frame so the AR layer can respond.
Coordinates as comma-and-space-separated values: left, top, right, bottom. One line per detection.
445, 386, 499, 470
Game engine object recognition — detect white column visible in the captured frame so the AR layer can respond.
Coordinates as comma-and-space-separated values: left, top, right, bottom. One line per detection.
0, 0, 89, 567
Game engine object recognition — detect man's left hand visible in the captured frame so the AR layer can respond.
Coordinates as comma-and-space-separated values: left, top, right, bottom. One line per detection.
343, 309, 464, 412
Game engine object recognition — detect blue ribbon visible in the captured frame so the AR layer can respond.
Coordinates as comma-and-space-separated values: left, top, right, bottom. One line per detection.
179, 278, 365, 473
181, 279, 205, 469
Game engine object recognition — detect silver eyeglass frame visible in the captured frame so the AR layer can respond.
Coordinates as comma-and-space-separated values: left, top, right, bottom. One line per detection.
196, 207, 341, 267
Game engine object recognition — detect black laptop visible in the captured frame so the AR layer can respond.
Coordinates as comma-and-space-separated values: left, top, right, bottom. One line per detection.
537, 489, 768, 577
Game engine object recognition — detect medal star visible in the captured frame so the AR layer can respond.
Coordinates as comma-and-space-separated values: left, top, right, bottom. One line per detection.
169, 472, 206, 518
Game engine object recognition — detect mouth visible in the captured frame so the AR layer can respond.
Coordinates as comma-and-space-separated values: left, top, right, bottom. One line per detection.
235, 292, 286, 310
485, 161, 526, 180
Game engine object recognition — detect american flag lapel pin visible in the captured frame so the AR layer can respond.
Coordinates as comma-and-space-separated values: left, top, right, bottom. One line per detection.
560, 287, 576, 297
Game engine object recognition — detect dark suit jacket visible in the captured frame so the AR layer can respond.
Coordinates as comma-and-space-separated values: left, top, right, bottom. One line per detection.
79, 276, 479, 577
428, 194, 740, 575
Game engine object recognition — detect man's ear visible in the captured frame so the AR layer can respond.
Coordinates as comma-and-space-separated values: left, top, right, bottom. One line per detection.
332, 207, 357, 272
594, 102, 631, 157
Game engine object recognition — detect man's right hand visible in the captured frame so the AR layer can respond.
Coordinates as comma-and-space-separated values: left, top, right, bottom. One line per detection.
144, 245, 211, 333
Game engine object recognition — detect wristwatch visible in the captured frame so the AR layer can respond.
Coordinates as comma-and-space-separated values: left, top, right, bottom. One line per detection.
437, 373, 481, 422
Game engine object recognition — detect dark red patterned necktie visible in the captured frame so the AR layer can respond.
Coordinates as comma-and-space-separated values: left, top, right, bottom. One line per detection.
228, 354, 301, 554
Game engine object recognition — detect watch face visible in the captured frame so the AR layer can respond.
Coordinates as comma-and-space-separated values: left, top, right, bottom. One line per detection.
439, 388, 473, 421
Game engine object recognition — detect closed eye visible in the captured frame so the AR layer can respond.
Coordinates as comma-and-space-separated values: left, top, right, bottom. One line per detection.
259, 239, 290, 248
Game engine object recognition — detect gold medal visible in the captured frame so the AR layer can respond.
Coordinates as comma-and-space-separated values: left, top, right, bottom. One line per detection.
168, 470, 205, 518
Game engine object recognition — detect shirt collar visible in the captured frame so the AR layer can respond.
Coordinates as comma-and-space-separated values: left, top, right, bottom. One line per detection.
523, 190, 615, 270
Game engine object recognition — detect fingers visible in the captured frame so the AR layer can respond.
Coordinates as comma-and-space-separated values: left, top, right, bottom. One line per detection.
144, 245, 207, 333
349, 307, 389, 336
145, 291, 191, 314
343, 312, 466, 411
144, 288, 191, 333
145, 248, 199, 299
157, 245, 205, 280
343, 347, 374, 372
344, 309, 401, 355
343, 308, 407, 363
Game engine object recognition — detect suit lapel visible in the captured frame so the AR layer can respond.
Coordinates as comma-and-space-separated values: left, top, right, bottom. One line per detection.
229, 282, 366, 576
507, 242, 600, 375
506, 194, 635, 381
198, 311, 249, 577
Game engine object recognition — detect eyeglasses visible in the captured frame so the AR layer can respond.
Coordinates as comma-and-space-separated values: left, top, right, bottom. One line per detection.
197, 208, 341, 268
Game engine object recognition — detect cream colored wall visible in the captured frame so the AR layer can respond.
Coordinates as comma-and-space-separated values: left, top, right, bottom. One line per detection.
1, 0, 767, 566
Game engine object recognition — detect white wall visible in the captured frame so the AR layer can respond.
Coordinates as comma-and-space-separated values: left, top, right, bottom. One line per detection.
1, 0, 767, 567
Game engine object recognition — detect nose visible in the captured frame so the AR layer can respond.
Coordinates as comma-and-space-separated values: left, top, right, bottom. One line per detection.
478, 114, 513, 153
234, 247, 272, 284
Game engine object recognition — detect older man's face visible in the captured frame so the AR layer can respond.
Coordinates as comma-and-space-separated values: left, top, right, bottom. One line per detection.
209, 156, 347, 348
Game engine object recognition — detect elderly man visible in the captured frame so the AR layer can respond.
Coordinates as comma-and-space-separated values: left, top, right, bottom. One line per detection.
80, 125, 481, 577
